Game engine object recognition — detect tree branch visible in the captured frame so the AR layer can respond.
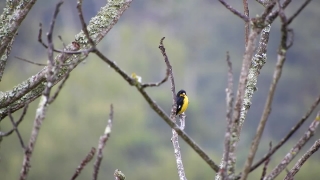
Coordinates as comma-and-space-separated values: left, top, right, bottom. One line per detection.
250, 94, 320, 172
284, 139, 320, 180
159, 37, 187, 180
0, 0, 133, 120
218, 0, 249, 22
264, 112, 320, 180
19, 2, 64, 179
243, 0, 249, 46
0, 0, 38, 81
93, 104, 113, 180
71, 147, 96, 180
216, 52, 234, 180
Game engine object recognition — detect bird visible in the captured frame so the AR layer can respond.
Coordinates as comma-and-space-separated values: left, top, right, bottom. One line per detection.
176, 89, 189, 115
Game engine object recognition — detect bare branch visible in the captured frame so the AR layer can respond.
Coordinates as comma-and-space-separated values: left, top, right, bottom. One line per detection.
141, 66, 169, 88
0, 0, 37, 81
48, 64, 73, 104
71, 147, 96, 180
8, 109, 26, 149
243, 0, 249, 46
287, 0, 312, 25
240, 2, 289, 179
0, 0, 133, 119
239, 26, 273, 180
19, 2, 64, 179
218, 0, 249, 22
260, 142, 272, 180
284, 139, 320, 180
230, 20, 264, 178
216, 52, 234, 180
92, 104, 113, 180
90, 35, 219, 172
265, 112, 320, 180
250, 94, 320, 172
136, 88, 220, 172
15, 56, 47, 66
38, 23, 48, 49
0, 105, 28, 137
159, 37, 187, 180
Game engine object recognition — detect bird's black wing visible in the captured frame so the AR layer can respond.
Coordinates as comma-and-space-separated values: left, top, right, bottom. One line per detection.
176, 96, 184, 115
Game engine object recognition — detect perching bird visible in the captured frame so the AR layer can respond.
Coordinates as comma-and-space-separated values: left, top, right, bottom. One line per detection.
176, 90, 189, 115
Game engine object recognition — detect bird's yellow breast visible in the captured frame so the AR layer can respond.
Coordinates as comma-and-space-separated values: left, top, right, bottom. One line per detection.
180, 95, 189, 114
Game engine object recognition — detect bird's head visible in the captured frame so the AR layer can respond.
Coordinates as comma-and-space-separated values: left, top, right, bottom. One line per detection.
177, 90, 187, 97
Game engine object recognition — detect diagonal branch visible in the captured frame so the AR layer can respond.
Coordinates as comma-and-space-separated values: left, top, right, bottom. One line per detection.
92, 104, 114, 180
218, 0, 249, 22
0, 0, 38, 81
250, 94, 320, 172
284, 139, 320, 180
88, 40, 220, 172
0, 0, 133, 120
286, 0, 312, 25
264, 112, 320, 180
71, 147, 96, 180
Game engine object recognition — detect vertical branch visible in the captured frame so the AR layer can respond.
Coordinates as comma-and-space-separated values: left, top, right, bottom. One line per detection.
92, 104, 114, 180
19, 2, 64, 180
237, 24, 271, 135
265, 112, 320, 180
284, 139, 320, 180
216, 52, 234, 180
229, 21, 263, 178
239, 25, 272, 180
243, 0, 249, 47
260, 142, 272, 180
159, 37, 187, 180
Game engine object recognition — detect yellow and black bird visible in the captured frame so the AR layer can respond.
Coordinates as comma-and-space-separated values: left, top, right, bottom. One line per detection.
176, 90, 189, 115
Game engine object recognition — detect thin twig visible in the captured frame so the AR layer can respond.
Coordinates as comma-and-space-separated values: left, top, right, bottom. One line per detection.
250, 94, 320, 172
71, 147, 96, 180
286, 0, 312, 25
77, 0, 95, 46
19, 2, 64, 179
15, 56, 47, 66
218, 0, 249, 22
141, 66, 169, 88
58, 35, 67, 48
0, 0, 133, 119
159, 37, 187, 180
92, 104, 113, 180
0, 105, 28, 137
260, 142, 272, 180
284, 139, 320, 180
8, 109, 26, 149
38, 23, 48, 48
216, 52, 234, 180
48, 64, 72, 104
264, 112, 320, 180
243, 0, 249, 47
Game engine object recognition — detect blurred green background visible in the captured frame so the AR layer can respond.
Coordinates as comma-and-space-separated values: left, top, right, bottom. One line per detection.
1, 0, 320, 179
